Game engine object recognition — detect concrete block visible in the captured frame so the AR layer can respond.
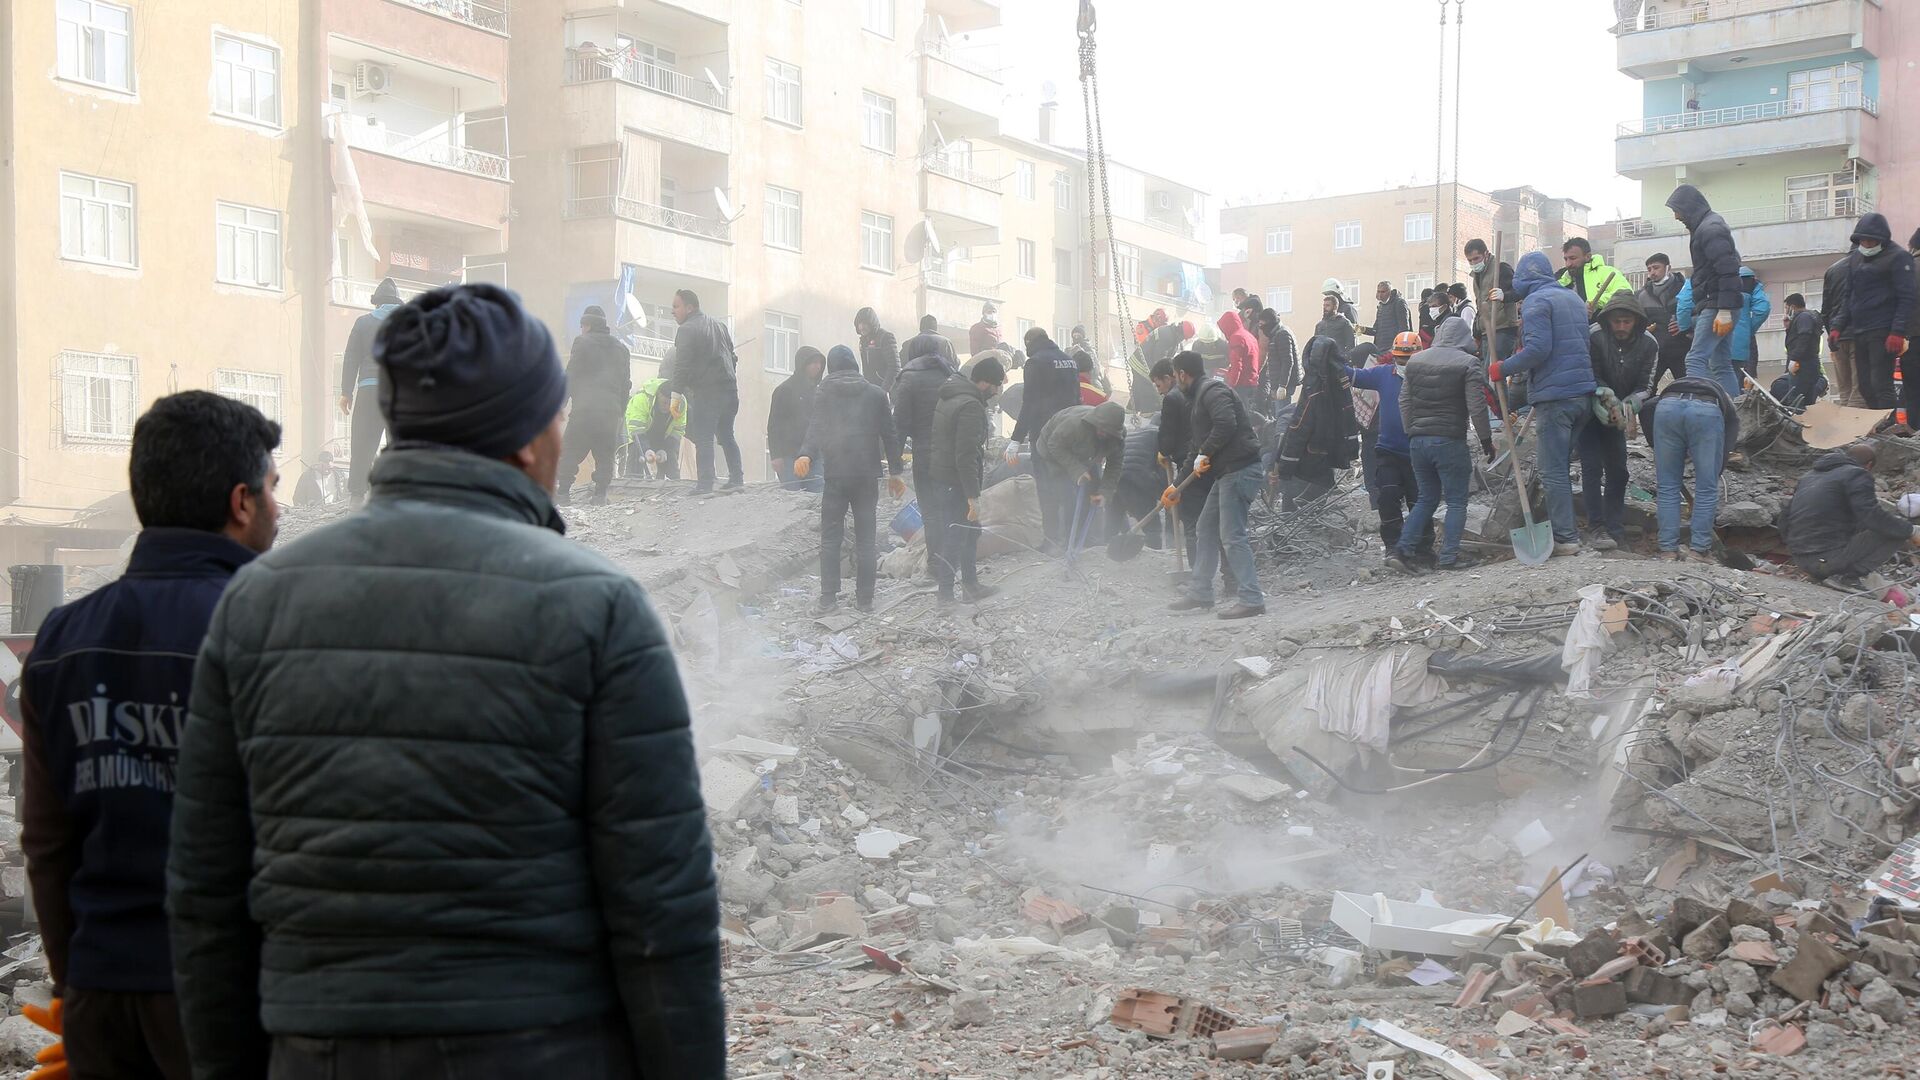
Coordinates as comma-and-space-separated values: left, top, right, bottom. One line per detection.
1572, 981, 1628, 1019
1771, 933, 1851, 1002
1624, 967, 1693, 1007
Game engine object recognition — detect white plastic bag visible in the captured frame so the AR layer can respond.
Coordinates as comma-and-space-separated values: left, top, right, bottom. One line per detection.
1561, 584, 1611, 700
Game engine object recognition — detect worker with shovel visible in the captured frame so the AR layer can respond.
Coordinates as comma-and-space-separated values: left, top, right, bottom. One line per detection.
1396, 319, 1495, 571
1167, 351, 1267, 619
1037, 401, 1127, 556
1487, 251, 1597, 559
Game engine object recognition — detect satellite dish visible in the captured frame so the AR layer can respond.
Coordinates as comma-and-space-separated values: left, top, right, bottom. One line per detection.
930, 119, 948, 150
935, 14, 950, 39
623, 294, 645, 328
714, 187, 738, 222
923, 218, 942, 255
1041, 79, 1058, 101
703, 67, 724, 99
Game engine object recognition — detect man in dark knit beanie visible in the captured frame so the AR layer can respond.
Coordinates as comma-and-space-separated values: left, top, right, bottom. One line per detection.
169, 284, 724, 1080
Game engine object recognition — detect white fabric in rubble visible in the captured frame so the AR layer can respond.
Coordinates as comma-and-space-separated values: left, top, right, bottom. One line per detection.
1561, 583, 1612, 700
1300, 646, 1446, 752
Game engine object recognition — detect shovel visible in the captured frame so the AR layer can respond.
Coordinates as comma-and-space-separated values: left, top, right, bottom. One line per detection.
1486, 300, 1554, 566
1108, 469, 1202, 563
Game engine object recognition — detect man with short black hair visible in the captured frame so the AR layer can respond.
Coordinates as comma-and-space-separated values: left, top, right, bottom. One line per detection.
1778, 293, 1826, 408
1009, 327, 1082, 549
23, 392, 280, 1080
902, 314, 958, 372
1782, 442, 1919, 587
1557, 236, 1632, 317
169, 285, 723, 1080
670, 288, 744, 494
1638, 254, 1689, 390
1256, 308, 1299, 404
1362, 281, 1413, 354
557, 304, 632, 506
1166, 351, 1266, 619
854, 307, 901, 394
1465, 239, 1517, 359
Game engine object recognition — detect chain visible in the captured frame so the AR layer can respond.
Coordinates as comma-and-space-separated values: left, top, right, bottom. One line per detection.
1452, 0, 1465, 279
1079, 8, 1135, 396
1434, 0, 1448, 285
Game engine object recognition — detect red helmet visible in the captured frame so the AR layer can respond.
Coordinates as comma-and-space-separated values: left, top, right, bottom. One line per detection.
1391, 331, 1422, 357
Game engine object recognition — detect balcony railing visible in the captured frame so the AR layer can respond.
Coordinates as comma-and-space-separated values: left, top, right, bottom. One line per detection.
629, 335, 672, 361
564, 195, 733, 241
922, 265, 1001, 298
330, 276, 443, 308
1145, 214, 1198, 240
341, 114, 510, 180
919, 36, 1001, 80
1614, 194, 1871, 239
563, 51, 730, 111
1613, 0, 1818, 34
1618, 94, 1876, 136
921, 152, 1003, 192
389, 0, 508, 35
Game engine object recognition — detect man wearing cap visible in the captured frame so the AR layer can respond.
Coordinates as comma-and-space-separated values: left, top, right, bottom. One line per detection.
168, 284, 723, 1080
556, 304, 632, 506
794, 346, 906, 614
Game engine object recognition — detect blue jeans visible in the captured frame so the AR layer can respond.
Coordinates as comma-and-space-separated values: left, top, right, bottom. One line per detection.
1532, 396, 1592, 545
1654, 397, 1724, 553
1401, 436, 1472, 564
1685, 309, 1741, 398
1188, 461, 1264, 607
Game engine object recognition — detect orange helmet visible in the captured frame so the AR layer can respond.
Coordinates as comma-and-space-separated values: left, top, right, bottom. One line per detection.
1391, 331, 1422, 357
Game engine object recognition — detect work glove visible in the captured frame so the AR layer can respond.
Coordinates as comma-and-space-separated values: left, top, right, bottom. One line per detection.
1888, 335, 1909, 357
1488, 288, 1504, 302
966, 498, 979, 522
23, 999, 63, 1080
1487, 360, 1503, 382
1789, 362, 1800, 375
1193, 455, 1211, 475
1829, 329, 1843, 349
1481, 440, 1497, 460
888, 476, 907, 499
1156, 452, 1168, 468
1160, 485, 1182, 508
1712, 310, 1734, 337
670, 398, 684, 420
1003, 444, 1021, 467
793, 456, 811, 479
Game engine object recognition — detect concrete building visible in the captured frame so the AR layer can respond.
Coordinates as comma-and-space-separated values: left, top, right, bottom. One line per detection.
1606, 0, 1920, 362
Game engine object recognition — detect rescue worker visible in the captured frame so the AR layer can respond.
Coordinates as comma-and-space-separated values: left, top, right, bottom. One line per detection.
1782, 443, 1920, 587
1255, 308, 1299, 405
1354, 332, 1431, 572
854, 307, 901, 394
1823, 250, 1863, 407
795, 346, 906, 614
1489, 251, 1597, 557
1642, 373, 1738, 564
1557, 237, 1633, 318
1219, 309, 1262, 411
1398, 319, 1495, 570
1831, 212, 1917, 415
556, 305, 632, 506
902, 313, 958, 372
1361, 281, 1414, 355
768, 347, 825, 490
1778, 293, 1826, 408
670, 288, 744, 494
626, 375, 686, 481
1637, 254, 1688, 391
1582, 292, 1658, 549
1037, 401, 1127, 547
1167, 351, 1267, 619
339, 277, 402, 501
1008, 327, 1083, 550
1666, 184, 1746, 399
926, 357, 1006, 604
1465, 239, 1518, 361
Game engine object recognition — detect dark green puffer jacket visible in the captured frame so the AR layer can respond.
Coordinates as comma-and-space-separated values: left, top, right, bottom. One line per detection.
167, 446, 722, 1080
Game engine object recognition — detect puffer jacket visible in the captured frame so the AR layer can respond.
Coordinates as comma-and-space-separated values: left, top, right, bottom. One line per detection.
799, 367, 904, 482
1118, 426, 1165, 520
1502, 251, 1597, 404
1821, 254, 1853, 335
1314, 312, 1356, 353
1259, 323, 1300, 400
891, 352, 955, 460
1636, 271, 1685, 349
1666, 184, 1744, 314
1038, 402, 1127, 502
1009, 339, 1080, 444
626, 377, 686, 441
1158, 386, 1191, 464
1587, 291, 1658, 400
1782, 451, 1915, 557
168, 448, 722, 1080
1188, 376, 1263, 475
669, 311, 738, 392
1369, 290, 1413, 352
927, 375, 991, 498
765, 367, 819, 460
858, 325, 901, 393
901, 329, 958, 372
1276, 338, 1358, 476
1219, 311, 1261, 389
565, 326, 632, 413
1400, 319, 1492, 445
1834, 213, 1917, 338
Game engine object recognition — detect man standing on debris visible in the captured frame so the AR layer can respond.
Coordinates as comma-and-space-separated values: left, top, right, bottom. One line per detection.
796, 346, 906, 613
1314, 292, 1357, 352
1465, 239, 1517, 361
1641, 372, 1737, 563
1038, 401, 1127, 547
1357, 333, 1432, 573
1583, 293, 1658, 550
1489, 251, 1597, 557
1255, 308, 1299, 405
1218, 309, 1262, 411
1168, 351, 1266, 619
1666, 184, 1746, 398
1823, 250, 1863, 407
1778, 293, 1826, 408
1781, 443, 1919, 587
896, 318, 961, 563
23, 391, 279, 1080
339, 277, 403, 502
1009, 327, 1083, 550
1557, 237, 1633, 318
1637, 254, 1689, 391
1362, 280, 1413, 355
902, 313, 959, 373
1398, 319, 1495, 571
626, 373, 685, 482
556, 305, 632, 506
855, 307, 901, 395
1832, 212, 1917, 415
670, 288, 744, 494
969, 302, 1003, 356
1275, 336, 1361, 508
168, 284, 724, 1079
1151, 359, 1206, 563
768, 346, 826, 491
926, 356, 1005, 604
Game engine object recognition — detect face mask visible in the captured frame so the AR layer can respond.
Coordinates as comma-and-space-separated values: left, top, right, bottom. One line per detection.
1861, 243, 1883, 257
1429, 306, 1445, 319
1468, 260, 1485, 274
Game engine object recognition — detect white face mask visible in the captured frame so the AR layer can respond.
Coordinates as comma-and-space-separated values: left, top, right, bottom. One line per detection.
1468, 260, 1485, 274
1861, 243, 1884, 257
1429, 306, 1445, 319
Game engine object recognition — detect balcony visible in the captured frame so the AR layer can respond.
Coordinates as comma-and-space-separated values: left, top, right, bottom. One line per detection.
1610, 195, 1870, 268
920, 266, 1001, 329
1615, 97, 1877, 174
921, 38, 1001, 134
342, 113, 509, 181
1615, 0, 1873, 80
927, 0, 1000, 32
564, 51, 732, 155
921, 154, 1001, 245
387, 0, 509, 35
327, 1, 508, 84
567, 195, 733, 283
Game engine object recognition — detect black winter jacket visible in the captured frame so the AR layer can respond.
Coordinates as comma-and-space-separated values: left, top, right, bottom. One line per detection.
1314, 313, 1357, 353
892, 353, 955, 460
1399, 320, 1492, 445
1666, 185, 1744, 314
928, 375, 990, 498
1158, 386, 1191, 464
1260, 324, 1300, 400
901, 330, 958, 373
670, 312, 738, 392
168, 448, 722, 1080
1587, 292, 1657, 401
767, 368, 820, 461
566, 327, 632, 413
1369, 292, 1413, 353
1187, 377, 1262, 475
1783, 451, 1915, 557
859, 328, 901, 393
1822, 255, 1853, 335
800, 370, 904, 481
1277, 337, 1359, 477
1786, 309, 1823, 368
1009, 340, 1080, 444
1118, 426, 1164, 520
1636, 272, 1686, 349
1834, 213, 1917, 338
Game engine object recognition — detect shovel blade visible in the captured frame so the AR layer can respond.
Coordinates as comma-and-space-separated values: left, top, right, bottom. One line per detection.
1510, 521, 1555, 567
1106, 533, 1148, 563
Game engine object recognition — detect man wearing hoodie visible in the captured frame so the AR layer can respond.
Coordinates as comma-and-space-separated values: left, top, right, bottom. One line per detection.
1037, 401, 1127, 544
1822, 251, 1863, 406
768, 347, 825, 491
1665, 184, 1746, 398
1582, 293, 1658, 549
927, 357, 1006, 604
1557, 237, 1633, 318
339, 277, 403, 501
669, 288, 744, 494
1488, 251, 1597, 556
855, 307, 901, 394
794, 347, 905, 613
1219, 310, 1262, 409
1782, 443, 1919, 587
1465, 239, 1517, 360
1637, 254, 1688, 391
1362, 281, 1414, 354
1167, 351, 1266, 620
1398, 320, 1495, 570
1832, 212, 1917, 414
1354, 333, 1431, 572
896, 319, 961, 558
1256, 308, 1299, 404
1009, 328, 1083, 548
556, 305, 632, 506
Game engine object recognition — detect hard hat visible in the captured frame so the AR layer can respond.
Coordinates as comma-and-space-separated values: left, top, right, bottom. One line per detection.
1321, 277, 1346, 299
1392, 331, 1422, 356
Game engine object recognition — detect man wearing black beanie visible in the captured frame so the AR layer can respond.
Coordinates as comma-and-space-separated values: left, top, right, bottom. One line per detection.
168, 284, 724, 1080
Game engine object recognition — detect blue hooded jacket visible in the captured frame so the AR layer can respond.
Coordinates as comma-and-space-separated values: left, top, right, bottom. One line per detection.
1674, 267, 1771, 364
1503, 251, 1596, 403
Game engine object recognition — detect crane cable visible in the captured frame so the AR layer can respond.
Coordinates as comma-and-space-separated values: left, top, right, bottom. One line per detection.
1078, 1, 1132, 396
1434, 0, 1448, 285
1452, 0, 1465, 278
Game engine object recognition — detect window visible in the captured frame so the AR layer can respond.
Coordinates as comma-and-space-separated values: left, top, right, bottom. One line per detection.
1403, 213, 1434, 243
1018, 239, 1037, 279
1016, 160, 1036, 200
764, 185, 801, 250
1343, 280, 1361, 306
216, 369, 283, 422
763, 58, 801, 126
56, 0, 132, 92
213, 34, 279, 125
860, 91, 895, 154
1017, 318, 1034, 337
1333, 220, 1362, 250
860, 211, 894, 271
1786, 168, 1860, 220
59, 172, 136, 267
863, 0, 895, 37
1267, 286, 1292, 314
765, 311, 799, 373
1406, 272, 1436, 297
1054, 169, 1072, 211
57, 351, 136, 441
1054, 248, 1074, 286
1265, 226, 1292, 255
215, 202, 282, 290
1115, 242, 1140, 294
1056, 326, 1072, 347
1788, 62, 1864, 112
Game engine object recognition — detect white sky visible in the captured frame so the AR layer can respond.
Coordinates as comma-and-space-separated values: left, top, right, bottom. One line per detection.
991, 0, 1646, 223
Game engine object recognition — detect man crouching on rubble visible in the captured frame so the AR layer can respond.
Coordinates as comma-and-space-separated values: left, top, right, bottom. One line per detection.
168, 284, 723, 1080
1781, 442, 1920, 589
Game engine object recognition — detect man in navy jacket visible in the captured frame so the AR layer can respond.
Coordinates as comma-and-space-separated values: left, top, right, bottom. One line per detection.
21, 391, 280, 1080
1489, 251, 1597, 555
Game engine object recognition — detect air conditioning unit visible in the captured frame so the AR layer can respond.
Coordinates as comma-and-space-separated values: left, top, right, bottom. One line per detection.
353, 62, 393, 97
1152, 191, 1174, 211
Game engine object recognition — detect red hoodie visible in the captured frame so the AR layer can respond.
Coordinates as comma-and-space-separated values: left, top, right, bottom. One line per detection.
1219, 310, 1261, 388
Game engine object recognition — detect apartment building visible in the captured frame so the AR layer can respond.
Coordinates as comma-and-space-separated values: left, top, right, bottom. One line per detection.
1606, 0, 1920, 361
0, 0, 314, 540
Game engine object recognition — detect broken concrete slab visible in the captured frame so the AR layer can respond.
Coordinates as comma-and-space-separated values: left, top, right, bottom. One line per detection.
1771, 933, 1852, 1002
1210, 1025, 1281, 1061
1681, 915, 1730, 961
1572, 981, 1628, 1019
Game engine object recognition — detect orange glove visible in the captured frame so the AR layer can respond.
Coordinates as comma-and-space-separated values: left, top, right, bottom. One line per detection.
669, 398, 685, 420
793, 456, 811, 478
23, 1000, 63, 1080
1712, 310, 1734, 337
1193, 455, 1212, 475
1160, 485, 1182, 508
1789, 362, 1800, 375
1487, 360, 1503, 382
887, 476, 907, 498
1089, 493, 1104, 506
966, 498, 979, 522
1888, 334, 1908, 357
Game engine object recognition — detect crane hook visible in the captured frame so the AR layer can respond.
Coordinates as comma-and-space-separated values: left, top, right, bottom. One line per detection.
1077, 0, 1097, 39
